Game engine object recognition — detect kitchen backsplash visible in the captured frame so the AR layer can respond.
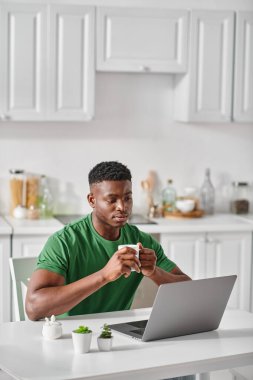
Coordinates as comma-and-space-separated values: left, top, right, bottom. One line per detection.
0, 74, 253, 215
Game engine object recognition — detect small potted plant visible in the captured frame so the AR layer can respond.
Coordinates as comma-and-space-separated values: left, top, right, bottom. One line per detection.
97, 323, 113, 351
72, 325, 92, 354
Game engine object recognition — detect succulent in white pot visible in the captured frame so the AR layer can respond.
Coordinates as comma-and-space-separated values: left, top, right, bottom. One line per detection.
72, 325, 92, 354
97, 324, 113, 351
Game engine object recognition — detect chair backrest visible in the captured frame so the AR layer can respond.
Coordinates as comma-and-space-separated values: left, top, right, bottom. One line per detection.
9, 257, 37, 321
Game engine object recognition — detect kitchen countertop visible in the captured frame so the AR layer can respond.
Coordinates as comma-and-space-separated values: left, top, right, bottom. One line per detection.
0, 216, 12, 235
238, 214, 253, 223
2, 213, 253, 235
144, 213, 253, 233
4, 216, 63, 235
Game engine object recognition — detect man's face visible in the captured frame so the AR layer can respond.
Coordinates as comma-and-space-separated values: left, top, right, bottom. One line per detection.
88, 180, 133, 228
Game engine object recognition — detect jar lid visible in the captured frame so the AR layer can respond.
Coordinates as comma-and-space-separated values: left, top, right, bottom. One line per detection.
232, 181, 249, 187
9, 169, 24, 174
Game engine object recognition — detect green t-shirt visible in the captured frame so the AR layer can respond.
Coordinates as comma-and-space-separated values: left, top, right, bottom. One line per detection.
36, 214, 176, 316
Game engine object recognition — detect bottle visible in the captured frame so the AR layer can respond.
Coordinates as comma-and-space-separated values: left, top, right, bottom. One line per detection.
200, 168, 215, 214
39, 175, 54, 218
162, 179, 176, 215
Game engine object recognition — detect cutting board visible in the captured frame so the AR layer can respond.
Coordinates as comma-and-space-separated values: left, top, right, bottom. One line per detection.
164, 209, 204, 219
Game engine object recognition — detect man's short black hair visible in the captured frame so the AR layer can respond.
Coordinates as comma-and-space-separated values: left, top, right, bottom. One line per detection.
88, 161, 132, 185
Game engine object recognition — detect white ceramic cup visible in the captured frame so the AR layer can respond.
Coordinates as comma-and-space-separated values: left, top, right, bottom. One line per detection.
118, 244, 139, 272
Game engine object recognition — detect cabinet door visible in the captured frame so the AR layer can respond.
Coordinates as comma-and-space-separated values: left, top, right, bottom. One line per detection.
0, 3, 47, 121
205, 232, 252, 311
48, 5, 95, 121
174, 10, 234, 122
97, 7, 189, 73
233, 12, 253, 122
0, 237, 11, 322
12, 236, 50, 258
160, 233, 206, 279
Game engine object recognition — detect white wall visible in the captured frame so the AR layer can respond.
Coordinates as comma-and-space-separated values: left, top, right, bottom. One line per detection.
0, 73, 253, 215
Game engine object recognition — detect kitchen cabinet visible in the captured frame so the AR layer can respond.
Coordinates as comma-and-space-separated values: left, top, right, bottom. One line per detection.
174, 10, 234, 122
12, 236, 50, 258
0, 236, 11, 323
96, 7, 189, 73
48, 4, 95, 121
233, 12, 253, 122
0, 217, 12, 323
0, 3, 47, 121
160, 231, 252, 311
0, 3, 95, 121
174, 9, 253, 123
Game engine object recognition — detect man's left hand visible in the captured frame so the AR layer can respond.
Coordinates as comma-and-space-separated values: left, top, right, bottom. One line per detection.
138, 242, 157, 277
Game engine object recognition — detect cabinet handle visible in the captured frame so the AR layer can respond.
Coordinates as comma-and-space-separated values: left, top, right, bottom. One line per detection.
139, 65, 150, 72
197, 238, 205, 243
206, 237, 220, 244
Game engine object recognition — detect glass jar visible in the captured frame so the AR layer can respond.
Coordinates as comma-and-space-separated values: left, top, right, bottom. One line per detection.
162, 179, 177, 215
9, 169, 26, 216
38, 175, 54, 218
26, 173, 40, 209
230, 182, 250, 214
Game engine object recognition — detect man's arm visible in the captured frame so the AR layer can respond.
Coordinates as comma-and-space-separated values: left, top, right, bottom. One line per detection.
26, 246, 141, 321
138, 242, 191, 285
25, 269, 108, 321
148, 265, 191, 286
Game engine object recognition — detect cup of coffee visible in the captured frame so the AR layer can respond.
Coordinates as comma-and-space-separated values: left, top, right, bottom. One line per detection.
118, 244, 139, 271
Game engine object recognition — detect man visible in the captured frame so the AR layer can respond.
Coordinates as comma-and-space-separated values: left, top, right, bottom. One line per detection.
26, 161, 191, 321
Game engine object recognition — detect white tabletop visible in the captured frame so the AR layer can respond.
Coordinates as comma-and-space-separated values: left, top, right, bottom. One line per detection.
0, 308, 253, 380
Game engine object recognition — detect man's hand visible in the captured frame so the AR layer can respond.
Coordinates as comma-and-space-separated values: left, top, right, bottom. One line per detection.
138, 242, 157, 277
101, 246, 141, 281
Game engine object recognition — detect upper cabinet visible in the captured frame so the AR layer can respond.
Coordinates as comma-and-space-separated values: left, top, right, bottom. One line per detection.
174, 10, 253, 123
96, 7, 189, 73
233, 12, 253, 122
0, 3, 95, 121
48, 5, 95, 121
0, 3, 252, 123
0, 4, 47, 121
174, 11, 234, 123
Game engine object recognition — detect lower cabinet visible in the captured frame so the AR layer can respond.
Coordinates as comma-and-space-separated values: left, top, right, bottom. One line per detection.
0, 236, 11, 322
197, 367, 253, 380
12, 235, 50, 258
160, 231, 252, 311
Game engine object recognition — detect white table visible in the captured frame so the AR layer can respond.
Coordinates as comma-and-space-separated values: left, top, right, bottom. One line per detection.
0, 308, 253, 380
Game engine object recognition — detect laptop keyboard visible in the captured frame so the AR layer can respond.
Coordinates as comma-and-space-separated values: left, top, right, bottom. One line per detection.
128, 320, 148, 329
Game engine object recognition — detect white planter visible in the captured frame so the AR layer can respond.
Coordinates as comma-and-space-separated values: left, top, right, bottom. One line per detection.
72, 332, 92, 354
97, 337, 113, 351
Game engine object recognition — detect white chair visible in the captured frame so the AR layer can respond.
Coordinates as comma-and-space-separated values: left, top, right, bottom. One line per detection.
0, 370, 15, 380
9, 257, 37, 321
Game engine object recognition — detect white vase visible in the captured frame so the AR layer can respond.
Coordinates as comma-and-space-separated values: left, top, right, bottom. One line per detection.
72, 332, 92, 354
97, 337, 113, 351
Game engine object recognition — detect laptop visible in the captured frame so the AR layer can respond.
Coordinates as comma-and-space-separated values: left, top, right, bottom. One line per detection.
109, 275, 237, 342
